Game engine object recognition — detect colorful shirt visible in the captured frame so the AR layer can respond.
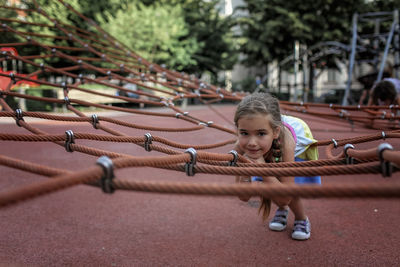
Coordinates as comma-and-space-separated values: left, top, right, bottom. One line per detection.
251, 115, 321, 184
281, 115, 318, 161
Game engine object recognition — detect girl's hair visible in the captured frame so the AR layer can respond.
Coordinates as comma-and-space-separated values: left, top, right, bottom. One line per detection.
234, 92, 285, 221
371, 80, 397, 105
234, 92, 281, 129
234, 92, 285, 156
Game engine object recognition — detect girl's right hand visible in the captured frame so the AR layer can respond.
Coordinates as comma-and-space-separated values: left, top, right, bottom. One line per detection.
235, 176, 251, 202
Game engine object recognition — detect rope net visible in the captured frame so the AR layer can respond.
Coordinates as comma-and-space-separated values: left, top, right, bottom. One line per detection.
1, 1, 400, 208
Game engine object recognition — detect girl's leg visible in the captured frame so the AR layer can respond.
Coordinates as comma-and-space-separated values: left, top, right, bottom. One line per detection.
288, 197, 310, 240
288, 197, 307, 220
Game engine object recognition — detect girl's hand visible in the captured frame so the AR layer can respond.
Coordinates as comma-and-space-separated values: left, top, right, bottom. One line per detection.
243, 153, 266, 164
235, 176, 251, 202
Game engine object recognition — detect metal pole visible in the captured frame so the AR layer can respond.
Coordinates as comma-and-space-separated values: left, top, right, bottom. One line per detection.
309, 62, 315, 101
302, 44, 308, 103
278, 66, 281, 95
293, 41, 300, 101
342, 13, 358, 106
377, 14, 397, 82
394, 10, 400, 79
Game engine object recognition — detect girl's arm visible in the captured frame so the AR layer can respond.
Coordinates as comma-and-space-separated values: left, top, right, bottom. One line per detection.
261, 127, 296, 206
279, 128, 296, 184
234, 140, 252, 201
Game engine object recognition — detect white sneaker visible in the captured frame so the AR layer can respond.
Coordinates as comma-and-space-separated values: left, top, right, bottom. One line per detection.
291, 218, 311, 240
269, 209, 289, 231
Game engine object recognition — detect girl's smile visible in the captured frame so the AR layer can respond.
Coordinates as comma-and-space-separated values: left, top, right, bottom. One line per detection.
237, 113, 280, 160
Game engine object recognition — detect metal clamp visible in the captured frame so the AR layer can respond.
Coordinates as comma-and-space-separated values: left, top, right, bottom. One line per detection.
343, 144, 355, 164
331, 139, 338, 148
198, 122, 207, 127
91, 114, 99, 129
15, 108, 24, 127
64, 96, 70, 106
378, 143, 393, 177
65, 130, 75, 152
381, 131, 386, 140
9, 73, 16, 84
78, 73, 84, 84
381, 111, 386, 119
61, 82, 68, 93
228, 150, 238, 166
175, 113, 182, 118
144, 133, 152, 152
96, 156, 115, 194
207, 121, 214, 126
184, 148, 197, 176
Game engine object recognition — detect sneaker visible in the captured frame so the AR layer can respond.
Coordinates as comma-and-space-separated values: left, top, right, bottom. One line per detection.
291, 218, 311, 240
269, 209, 289, 231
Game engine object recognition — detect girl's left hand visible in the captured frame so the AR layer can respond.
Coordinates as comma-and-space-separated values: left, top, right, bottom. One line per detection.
244, 154, 266, 164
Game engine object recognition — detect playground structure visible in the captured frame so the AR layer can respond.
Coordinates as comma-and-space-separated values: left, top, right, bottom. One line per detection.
0, 0, 400, 203
0, 2, 400, 265
261, 10, 400, 106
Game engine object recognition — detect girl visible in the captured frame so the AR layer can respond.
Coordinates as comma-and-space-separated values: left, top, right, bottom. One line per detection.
234, 92, 320, 241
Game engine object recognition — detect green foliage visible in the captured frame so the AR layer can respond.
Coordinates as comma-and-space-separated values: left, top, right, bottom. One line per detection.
237, 0, 369, 67
233, 76, 256, 93
99, 2, 198, 71
2, 0, 238, 84
138, 0, 239, 81
25, 89, 56, 111
175, 0, 238, 79
0, 5, 22, 44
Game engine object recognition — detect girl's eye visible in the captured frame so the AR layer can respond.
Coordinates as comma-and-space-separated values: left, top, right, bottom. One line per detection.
258, 132, 266, 136
240, 132, 248, 136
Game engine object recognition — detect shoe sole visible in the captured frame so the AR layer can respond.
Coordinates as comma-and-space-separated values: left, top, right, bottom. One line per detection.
291, 233, 310, 240
269, 224, 287, 231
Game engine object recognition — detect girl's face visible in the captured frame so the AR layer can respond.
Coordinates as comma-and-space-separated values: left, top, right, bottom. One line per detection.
237, 113, 280, 160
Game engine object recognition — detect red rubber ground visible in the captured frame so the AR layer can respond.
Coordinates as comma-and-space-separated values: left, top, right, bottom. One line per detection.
1, 104, 399, 266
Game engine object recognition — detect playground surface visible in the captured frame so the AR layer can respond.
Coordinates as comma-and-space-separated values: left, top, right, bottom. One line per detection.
0, 104, 399, 266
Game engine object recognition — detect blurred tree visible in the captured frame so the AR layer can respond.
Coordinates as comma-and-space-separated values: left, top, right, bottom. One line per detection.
124, 0, 238, 83
3, 0, 238, 83
173, 0, 238, 81
0, 5, 21, 44
99, 2, 199, 72
366, 0, 400, 11
237, 0, 369, 67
